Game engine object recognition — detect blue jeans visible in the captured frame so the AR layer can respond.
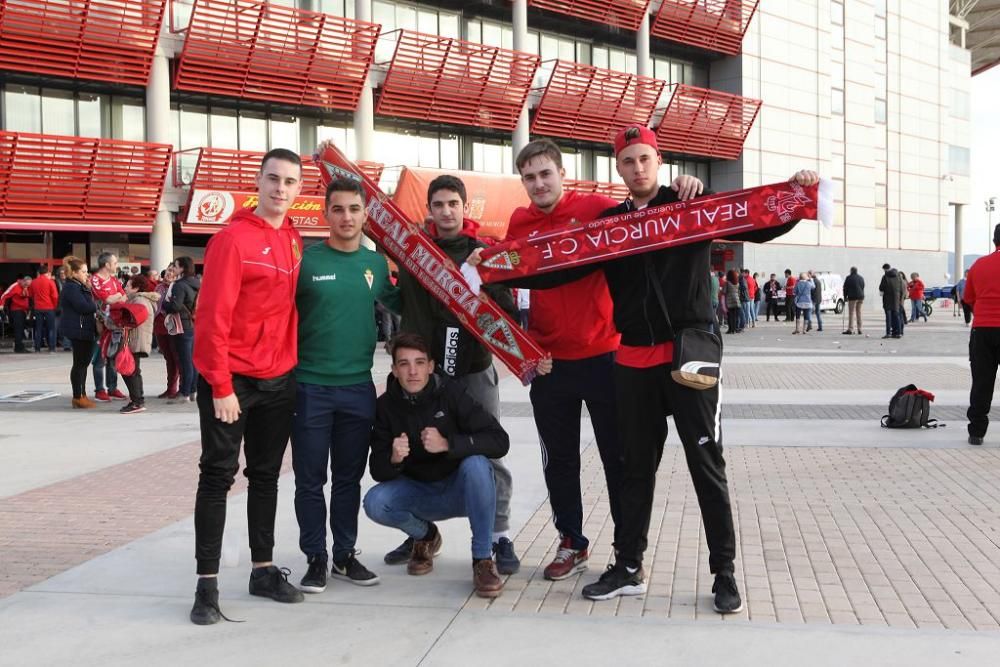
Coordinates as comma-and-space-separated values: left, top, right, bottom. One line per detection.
884, 308, 901, 336
910, 299, 926, 322
34, 310, 56, 350
796, 306, 812, 325
291, 381, 376, 561
92, 342, 118, 392
173, 329, 196, 396
813, 303, 823, 330
363, 455, 497, 560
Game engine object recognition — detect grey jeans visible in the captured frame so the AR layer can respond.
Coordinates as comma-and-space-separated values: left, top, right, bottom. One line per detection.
448, 365, 512, 533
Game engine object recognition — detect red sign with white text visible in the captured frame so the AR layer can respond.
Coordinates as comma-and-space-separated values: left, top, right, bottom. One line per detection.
182, 189, 329, 236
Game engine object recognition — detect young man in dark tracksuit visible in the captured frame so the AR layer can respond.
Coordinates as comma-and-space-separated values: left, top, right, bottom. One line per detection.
189, 148, 307, 625
364, 333, 510, 598
292, 175, 400, 594
483, 127, 818, 613
382, 175, 523, 574
965, 224, 1000, 446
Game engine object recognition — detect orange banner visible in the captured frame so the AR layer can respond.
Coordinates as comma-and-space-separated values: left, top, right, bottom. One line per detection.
390, 167, 530, 240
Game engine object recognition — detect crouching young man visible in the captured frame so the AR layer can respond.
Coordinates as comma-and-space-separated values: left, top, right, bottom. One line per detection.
363, 333, 510, 598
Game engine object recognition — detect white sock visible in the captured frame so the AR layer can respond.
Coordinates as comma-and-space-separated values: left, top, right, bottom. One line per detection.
492, 531, 510, 543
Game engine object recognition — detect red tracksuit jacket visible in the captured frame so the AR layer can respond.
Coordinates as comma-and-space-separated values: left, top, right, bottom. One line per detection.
29, 274, 59, 310
506, 190, 620, 360
193, 209, 303, 398
964, 249, 1000, 327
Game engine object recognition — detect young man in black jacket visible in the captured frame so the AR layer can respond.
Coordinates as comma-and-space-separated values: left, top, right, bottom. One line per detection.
363, 333, 511, 598
381, 175, 523, 575
472, 125, 818, 613
843, 267, 865, 335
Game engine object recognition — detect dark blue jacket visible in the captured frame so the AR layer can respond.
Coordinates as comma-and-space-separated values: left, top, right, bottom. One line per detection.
58, 279, 97, 341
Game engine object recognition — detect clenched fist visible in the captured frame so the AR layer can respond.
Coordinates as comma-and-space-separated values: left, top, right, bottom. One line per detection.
391, 433, 410, 464
421, 427, 449, 454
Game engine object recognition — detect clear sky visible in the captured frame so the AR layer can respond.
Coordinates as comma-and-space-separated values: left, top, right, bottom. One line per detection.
970, 65, 1000, 257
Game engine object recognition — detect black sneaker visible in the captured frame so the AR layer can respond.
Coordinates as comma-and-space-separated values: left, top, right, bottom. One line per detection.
299, 555, 328, 594
383, 537, 414, 565
249, 566, 305, 603
190, 578, 222, 625
969, 435, 984, 446
712, 572, 744, 613
492, 537, 521, 575
331, 552, 380, 586
119, 402, 146, 415
581, 562, 646, 601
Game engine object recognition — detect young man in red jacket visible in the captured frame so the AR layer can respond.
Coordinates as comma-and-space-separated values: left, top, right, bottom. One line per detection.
1, 275, 32, 353
505, 139, 703, 582
29, 265, 59, 352
965, 224, 1000, 446
189, 148, 306, 625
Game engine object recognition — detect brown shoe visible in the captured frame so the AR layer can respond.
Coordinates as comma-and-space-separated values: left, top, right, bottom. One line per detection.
72, 396, 97, 409
407, 527, 442, 576
473, 559, 503, 598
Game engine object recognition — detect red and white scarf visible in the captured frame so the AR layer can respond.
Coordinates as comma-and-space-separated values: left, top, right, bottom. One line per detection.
465, 180, 832, 287
314, 144, 546, 384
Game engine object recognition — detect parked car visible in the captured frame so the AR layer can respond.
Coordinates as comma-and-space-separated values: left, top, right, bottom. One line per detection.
776, 272, 844, 313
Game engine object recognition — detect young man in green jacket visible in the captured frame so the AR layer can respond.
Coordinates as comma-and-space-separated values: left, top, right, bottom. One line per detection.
292, 176, 401, 593
380, 175, 523, 574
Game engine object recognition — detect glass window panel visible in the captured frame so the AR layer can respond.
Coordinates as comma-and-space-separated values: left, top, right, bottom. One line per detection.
625, 53, 637, 74
269, 115, 300, 152
373, 2, 394, 30
875, 17, 886, 40
77, 93, 105, 137
118, 98, 146, 141
210, 108, 238, 148
417, 9, 437, 35
558, 38, 575, 62
875, 0, 886, 17
609, 49, 626, 72
832, 88, 844, 115
951, 89, 970, 119
501, 26, 513, 50
439, 13, 459, 39
832, 24, 844, 48
3, 85, 41, 133
948, 145, 970, 177
671, 63, 683, 85
874, 98, 886, 124
397, 6, 416, 31
875, 183, 886, 207
482, 22, 502, 47
169, 106, 180, 152
179, 105, 208, 150
440, 134, 459, 169
41, 89, 75, 136
592, 46, 608, 69
418, 135, 440, 168
831, 1, 843, 25
466, 20, 481, 44
239, 112, 267, 151
577, 42, 590, 64
540, 34, 558, 59
318, 0, 344, 15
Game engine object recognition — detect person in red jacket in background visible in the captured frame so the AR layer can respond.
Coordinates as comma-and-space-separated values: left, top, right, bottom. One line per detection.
1, 274, 32, 353
907, 272, 927, 323
29, 264, 59, 352
189, 148, 306, 625
502, 138, 704, 583
965, 224, 1000, 446
89, 252, 128, 401
784, 269, 797, 322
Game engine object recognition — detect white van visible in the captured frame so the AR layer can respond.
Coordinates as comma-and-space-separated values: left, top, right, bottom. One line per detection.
814, 272, 845, 313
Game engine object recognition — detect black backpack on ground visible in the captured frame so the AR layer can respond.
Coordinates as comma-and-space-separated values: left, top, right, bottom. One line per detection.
880, 384, 943, 429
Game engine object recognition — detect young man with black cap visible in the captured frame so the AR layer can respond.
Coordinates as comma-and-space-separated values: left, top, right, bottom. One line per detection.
965, 224, 1000, 446
474, 126, 817, 613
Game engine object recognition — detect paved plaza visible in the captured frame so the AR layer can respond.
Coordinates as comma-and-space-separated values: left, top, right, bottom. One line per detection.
2, 312, 1000, 665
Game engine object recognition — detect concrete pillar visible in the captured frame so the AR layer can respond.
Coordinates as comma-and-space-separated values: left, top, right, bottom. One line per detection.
354, 0, 375, 162
511, 0, 529, 165
147, 52, 173, 272
954, 203, 964, 283
636, 11, 651, 78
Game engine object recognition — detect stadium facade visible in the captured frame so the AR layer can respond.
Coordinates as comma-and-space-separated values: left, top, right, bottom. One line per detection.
0, 0, 985, 291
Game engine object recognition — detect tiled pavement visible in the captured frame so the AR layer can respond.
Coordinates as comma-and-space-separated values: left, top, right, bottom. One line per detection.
466, 445, 1000, 631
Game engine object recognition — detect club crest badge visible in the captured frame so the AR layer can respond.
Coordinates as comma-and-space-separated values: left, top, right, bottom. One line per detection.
291, 239, 301, 261
766, 190, 813, 223
482, 251, 520, 271
476, 313, 523, 360
364, 268, 374, 290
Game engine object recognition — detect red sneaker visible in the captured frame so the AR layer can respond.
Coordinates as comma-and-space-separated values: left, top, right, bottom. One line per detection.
543, 536, 589, 581
109, 389, 128, 401
93, 390, 111, 402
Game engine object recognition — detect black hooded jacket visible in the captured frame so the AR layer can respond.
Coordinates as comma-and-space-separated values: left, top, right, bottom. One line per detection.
368, 374, 509, 484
